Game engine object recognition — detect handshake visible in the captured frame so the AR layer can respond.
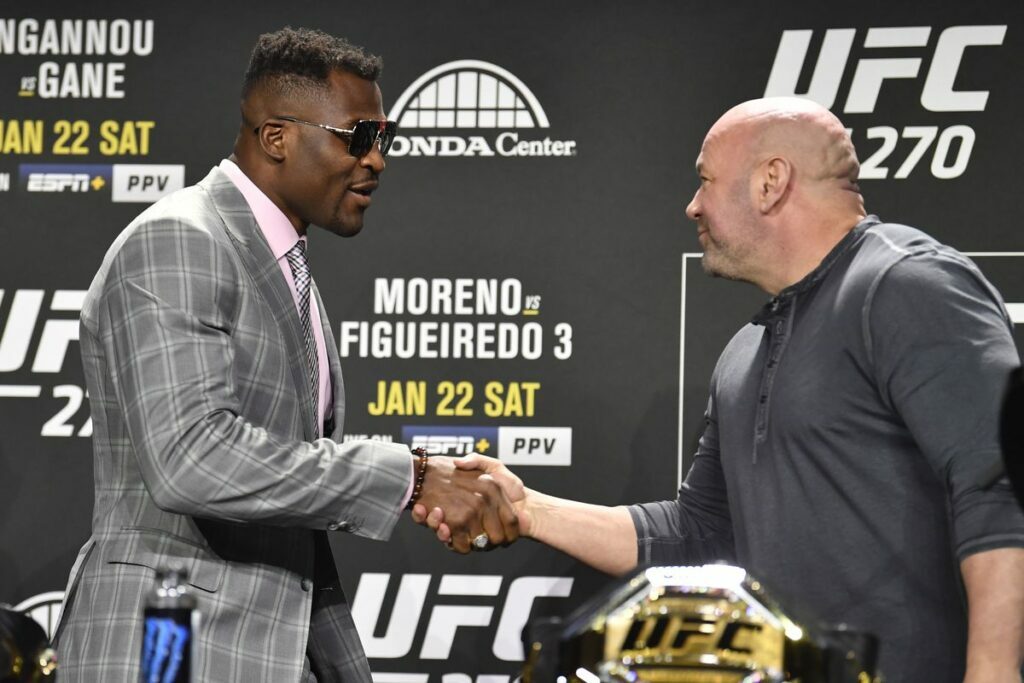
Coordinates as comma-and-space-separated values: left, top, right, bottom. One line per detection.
405, 451, 636, 576
407, 453, 531, 554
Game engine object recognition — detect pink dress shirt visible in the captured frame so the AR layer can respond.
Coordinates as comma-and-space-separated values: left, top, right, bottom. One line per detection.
220, 159, 331, 432
220, 159, 415, 505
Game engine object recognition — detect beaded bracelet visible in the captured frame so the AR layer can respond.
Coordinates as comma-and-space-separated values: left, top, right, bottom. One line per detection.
405, 447, 429, 510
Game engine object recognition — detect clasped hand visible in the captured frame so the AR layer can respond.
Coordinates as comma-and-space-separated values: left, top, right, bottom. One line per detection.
410, 454, 526, 553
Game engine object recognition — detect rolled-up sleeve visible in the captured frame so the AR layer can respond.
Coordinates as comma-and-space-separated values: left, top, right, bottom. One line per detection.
629, 392, 736, 567
866, 252, 1024, 560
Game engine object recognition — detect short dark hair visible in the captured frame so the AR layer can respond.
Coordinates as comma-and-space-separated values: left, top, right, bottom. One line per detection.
242, 27, 382, 99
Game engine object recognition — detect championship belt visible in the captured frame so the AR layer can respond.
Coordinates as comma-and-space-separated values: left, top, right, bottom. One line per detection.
522, 565, 881, 683
0, 606, 56, 682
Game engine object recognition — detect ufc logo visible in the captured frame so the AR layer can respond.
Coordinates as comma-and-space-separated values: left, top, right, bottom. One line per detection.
0, 289, 84, 374
351, 573, 572, 661
765, 26, 1006, 113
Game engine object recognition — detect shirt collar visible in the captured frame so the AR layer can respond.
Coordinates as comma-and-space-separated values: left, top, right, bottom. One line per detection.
752, 215, 880, 324
219, 158, 305, 259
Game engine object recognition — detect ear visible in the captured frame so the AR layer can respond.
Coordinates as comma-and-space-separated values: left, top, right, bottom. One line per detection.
257, 121, 287, 162
756, 156, 791, 214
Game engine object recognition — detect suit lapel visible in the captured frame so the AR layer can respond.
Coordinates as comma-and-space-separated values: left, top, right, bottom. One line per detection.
199, 167, 318, 441
311, 281, 345, 439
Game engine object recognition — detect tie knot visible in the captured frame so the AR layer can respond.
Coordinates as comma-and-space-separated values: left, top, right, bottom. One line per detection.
286, 240, 309, 269
285, 238, 311, 290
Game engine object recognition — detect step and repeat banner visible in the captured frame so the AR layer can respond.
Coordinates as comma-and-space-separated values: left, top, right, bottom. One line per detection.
1, 1, 1022, 680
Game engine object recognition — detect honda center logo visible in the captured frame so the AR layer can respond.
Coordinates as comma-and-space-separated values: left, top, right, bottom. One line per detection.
387, 60, 577, 157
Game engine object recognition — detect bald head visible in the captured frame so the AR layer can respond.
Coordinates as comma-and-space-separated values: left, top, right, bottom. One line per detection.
709, 97, 860, 193
687, 97, 867, 295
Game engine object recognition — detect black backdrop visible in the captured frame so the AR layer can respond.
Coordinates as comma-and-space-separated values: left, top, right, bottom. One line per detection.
2, 2, 1022, 680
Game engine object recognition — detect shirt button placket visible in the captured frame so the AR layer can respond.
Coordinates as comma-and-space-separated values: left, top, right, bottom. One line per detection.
755, 312, 788, 456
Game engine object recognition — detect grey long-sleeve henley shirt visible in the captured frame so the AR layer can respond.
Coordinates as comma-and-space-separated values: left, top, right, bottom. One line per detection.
630, 216, 1024, 682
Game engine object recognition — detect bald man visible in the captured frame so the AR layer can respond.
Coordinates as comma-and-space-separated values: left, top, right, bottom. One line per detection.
423, 98, 1024, 681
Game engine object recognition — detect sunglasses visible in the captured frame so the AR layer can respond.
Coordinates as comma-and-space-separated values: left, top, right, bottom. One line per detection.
263, 116, 398, 157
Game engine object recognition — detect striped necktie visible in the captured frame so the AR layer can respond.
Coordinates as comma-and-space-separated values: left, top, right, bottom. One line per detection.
284, 239, 320, 438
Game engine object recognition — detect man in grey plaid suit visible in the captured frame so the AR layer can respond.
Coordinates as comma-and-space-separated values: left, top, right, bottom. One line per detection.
53, 28, 518, 682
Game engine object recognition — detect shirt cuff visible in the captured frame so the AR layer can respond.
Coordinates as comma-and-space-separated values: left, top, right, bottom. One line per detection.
400, 453, 416, 510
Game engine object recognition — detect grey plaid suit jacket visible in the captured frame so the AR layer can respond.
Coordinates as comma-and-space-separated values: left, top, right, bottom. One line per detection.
53, 166, 412, 682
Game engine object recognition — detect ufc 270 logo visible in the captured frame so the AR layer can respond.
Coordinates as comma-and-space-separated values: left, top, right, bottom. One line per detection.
765, 25, 1006, 180
0, 289, 90, 437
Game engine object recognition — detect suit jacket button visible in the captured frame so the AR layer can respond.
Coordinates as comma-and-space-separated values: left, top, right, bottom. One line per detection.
338, 521, 351, 531
327, 522, 340, 531
301, 578, 313, 592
